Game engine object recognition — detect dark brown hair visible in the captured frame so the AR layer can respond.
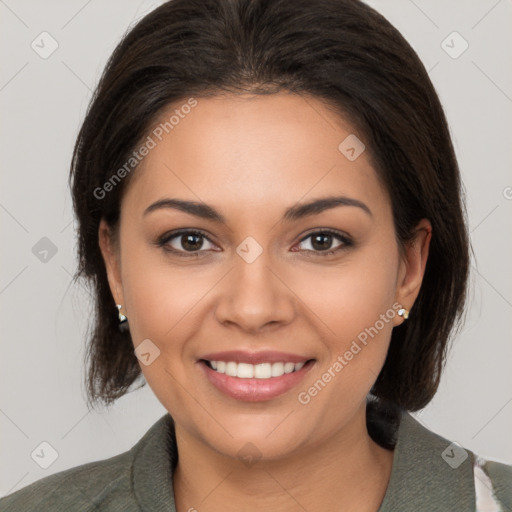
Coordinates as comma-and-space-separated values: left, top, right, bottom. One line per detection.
70, 0, 470, 413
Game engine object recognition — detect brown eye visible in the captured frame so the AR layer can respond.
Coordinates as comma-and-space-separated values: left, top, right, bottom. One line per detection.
156, 229, 216, 256
295, 230, 353, 256
177, 233, 205, 251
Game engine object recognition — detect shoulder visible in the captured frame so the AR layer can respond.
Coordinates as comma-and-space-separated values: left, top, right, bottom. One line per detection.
0, 449, 136, 512
0, 413, 175, 512
378, 408, 512, 511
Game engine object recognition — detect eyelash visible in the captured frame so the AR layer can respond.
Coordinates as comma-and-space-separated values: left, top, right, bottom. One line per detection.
155, 228, 353, 258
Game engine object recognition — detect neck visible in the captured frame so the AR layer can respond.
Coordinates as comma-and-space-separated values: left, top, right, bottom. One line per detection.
172, 404, 395, 512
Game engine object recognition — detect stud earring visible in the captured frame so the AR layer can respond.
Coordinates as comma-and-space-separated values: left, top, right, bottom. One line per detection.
116, 304, 129, 333
116, 304, 127, 322
397, 307, 409, 320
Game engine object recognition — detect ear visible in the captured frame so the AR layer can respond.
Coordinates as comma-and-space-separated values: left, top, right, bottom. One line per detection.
98, 218, 124, 307
393, 218, 432, 324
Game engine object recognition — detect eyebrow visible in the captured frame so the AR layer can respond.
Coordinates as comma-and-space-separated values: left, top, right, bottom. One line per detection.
143, 195, 372, 222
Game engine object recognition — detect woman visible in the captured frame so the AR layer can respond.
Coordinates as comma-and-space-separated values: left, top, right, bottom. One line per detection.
1, 0, 510, 510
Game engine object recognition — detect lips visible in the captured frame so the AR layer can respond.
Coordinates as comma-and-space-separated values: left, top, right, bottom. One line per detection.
197, 350, 316, 401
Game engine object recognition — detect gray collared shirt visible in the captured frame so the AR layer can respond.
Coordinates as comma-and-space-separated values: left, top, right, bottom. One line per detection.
1, 410, 510, 511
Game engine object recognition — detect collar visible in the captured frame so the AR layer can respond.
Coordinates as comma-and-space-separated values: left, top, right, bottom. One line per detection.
131, 410, 476, 511
378, 410, 476, 511
132, 412, 177, 511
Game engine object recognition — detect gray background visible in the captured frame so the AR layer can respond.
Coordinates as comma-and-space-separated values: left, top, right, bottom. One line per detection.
1, 0, 511, 496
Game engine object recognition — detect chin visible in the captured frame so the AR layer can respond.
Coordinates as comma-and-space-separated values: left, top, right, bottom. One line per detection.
211, 432, 304, 464
197, 411, 311, 462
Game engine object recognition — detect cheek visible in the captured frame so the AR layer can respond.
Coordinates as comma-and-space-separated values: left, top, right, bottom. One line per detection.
121, 252, 209, 342
293, 240, 400, 400
119, 238, 227, 380
296, 280, 398, 418
293, 243, 399, 341
119, 244, 210, 414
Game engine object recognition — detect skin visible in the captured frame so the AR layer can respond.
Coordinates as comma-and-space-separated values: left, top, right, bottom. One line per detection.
99, 91, 431, 512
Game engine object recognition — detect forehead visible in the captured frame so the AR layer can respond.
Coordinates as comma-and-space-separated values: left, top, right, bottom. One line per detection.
122, 92, 390, 220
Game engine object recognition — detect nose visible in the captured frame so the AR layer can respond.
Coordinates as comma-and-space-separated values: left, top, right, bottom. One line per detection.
214, 249, 296, 333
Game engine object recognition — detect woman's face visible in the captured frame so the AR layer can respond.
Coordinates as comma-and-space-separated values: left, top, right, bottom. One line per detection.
100, 92, 430, 461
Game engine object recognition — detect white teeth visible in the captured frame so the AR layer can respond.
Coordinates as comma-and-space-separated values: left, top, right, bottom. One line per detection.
237, 363, 254, 378
284, 362, 295, 374
254, 363, 272, 379
271, 362, 284, 377
225, 361, 238, 377
207, 360, 308, 379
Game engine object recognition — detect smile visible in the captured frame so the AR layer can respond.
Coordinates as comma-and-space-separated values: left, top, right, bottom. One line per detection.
204, 360, 307, 379
198, 358, 316, 402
